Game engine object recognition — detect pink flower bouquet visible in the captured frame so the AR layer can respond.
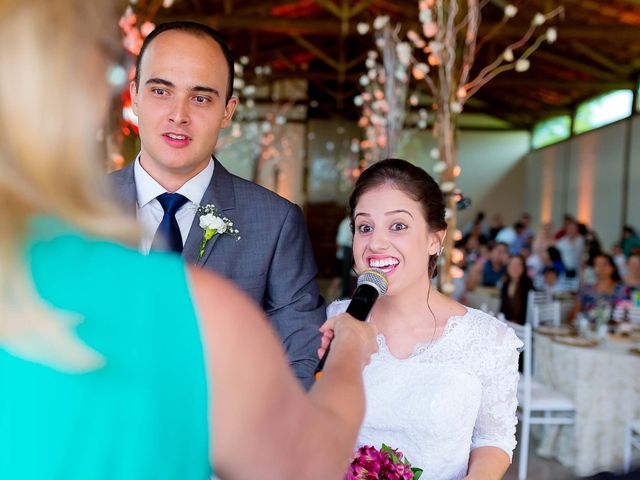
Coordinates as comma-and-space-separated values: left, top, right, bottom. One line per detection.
345, 444, 423, 480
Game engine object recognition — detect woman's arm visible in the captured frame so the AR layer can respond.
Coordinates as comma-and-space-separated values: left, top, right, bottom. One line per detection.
188, 266, 377, 480
466, 446, 510, 480
470, 321, 521, 479
567, 294, 581, 324
466, 259, 485, 291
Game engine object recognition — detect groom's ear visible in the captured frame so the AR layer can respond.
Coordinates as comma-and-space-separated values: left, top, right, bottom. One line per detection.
129, 81, 139, 115
221, 96, 239, 128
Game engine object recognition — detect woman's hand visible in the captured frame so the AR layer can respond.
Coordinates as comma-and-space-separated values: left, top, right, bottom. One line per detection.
318, 313, 378, 366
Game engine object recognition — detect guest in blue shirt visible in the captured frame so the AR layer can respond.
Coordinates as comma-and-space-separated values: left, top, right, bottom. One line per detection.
482, 242, 509, 287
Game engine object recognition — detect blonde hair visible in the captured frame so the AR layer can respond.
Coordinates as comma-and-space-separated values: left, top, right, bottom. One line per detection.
0, 0, 140, 371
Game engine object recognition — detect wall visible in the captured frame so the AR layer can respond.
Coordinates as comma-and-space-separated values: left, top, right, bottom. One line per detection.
627, 116, 640, 230
216, 121, 306, 205
395, 129, 531, 227
217, 117, 532, 226
524, 115, 639, 250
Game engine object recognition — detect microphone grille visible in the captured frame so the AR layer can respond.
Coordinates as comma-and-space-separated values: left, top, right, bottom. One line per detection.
357, 268, 388, 296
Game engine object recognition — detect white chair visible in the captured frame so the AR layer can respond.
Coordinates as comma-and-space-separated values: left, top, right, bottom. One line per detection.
506, 320, 575, 480
624, 419, 640, 473
530, 301, 561, 328
525, 290, 551, 325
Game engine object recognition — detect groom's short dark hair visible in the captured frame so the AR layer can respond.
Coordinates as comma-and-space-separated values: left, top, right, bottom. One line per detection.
134, 21, 235, 102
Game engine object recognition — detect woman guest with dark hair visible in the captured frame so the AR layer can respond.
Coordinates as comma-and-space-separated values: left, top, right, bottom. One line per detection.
500, 255, 535, 325
322, 159, 522, 480
569, 253, 631, 323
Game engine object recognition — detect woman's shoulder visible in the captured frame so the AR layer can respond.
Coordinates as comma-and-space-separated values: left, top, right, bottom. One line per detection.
27, 216, 185, 284
459, 307, 523, 351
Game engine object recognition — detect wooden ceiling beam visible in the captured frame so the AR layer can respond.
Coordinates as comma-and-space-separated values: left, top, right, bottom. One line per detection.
570, 42, 634, 78
157, 15, 640, 40
532, 50, 621, 81
290, 34, 341, 71
349, 0, 376, 18
314, 0, 343, 19
345, 51, 369, 71
486, 78, 635, 89
612, 0, 640, 6
267, 70, 636, 90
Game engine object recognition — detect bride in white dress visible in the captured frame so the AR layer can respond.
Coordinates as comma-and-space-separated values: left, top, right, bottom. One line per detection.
320, 159, 522, 480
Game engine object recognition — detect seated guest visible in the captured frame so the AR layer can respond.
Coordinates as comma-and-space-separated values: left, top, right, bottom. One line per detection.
568, 253, 630, 323
556, 220, 584, 278
500, 255, 534, 325
546, 245, 566, 273
621, 225, 640, 258
533, 246, 570, 289
623, 252, 640, 290
538, 266, 569, 295
613, 243, 628, 278
0, 2, 378, 479
489, 213, 505, 241
508, 222, 532, 255
532, 222, 554, 257
460, 234, 483, 271
466, 242, 509, 291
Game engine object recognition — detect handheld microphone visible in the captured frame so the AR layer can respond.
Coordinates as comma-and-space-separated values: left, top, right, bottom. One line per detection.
314, 268, 388, 378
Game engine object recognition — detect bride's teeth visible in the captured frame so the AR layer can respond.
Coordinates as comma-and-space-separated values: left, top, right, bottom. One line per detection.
370, 258, 398, 268
168, 133, 186, 140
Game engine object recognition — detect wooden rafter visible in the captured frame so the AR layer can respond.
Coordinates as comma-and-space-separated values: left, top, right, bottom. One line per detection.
158, 14, 640, 41
290, 34, 341, 71
533, 50, 621, 81
152, 0, 640, 126
570, 42, 635, 78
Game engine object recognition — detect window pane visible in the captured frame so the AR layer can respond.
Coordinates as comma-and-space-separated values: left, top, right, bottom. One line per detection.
574, 89, 633, 134
532, 115, 571, 149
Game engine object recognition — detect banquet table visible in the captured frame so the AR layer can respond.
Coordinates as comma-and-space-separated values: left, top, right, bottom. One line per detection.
533, 332, 640, 476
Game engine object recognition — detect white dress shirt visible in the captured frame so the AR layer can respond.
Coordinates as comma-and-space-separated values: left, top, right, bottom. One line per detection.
134, 156, 215, 254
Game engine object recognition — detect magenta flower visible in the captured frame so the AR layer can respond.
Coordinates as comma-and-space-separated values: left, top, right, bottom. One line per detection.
345, 444, 423, 480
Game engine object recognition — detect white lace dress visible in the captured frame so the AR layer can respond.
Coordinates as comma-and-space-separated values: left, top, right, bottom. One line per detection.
327, 301, 522, 480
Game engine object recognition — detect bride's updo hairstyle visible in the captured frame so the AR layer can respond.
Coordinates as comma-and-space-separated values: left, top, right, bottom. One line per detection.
349, 158, 447, 278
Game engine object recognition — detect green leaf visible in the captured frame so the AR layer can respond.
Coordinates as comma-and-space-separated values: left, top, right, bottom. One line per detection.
380, 444, 401, 463
411, 467, 423, 480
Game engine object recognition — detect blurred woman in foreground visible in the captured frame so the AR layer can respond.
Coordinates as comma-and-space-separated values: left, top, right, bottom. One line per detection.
0, 2, 377, 479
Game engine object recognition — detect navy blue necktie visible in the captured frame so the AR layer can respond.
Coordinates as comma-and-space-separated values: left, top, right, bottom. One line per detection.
154, 193, 189, 253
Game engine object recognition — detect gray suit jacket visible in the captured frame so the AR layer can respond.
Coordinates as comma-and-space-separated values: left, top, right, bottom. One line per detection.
111, 159, 325, 389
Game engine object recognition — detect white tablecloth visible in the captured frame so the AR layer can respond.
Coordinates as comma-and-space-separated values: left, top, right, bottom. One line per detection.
533, 333, 640, 476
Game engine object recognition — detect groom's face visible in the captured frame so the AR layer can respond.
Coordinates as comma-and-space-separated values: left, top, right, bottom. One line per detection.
131, 30, 238, 186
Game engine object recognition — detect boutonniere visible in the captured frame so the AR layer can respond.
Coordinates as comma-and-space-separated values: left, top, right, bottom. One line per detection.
196, 204, 240, 260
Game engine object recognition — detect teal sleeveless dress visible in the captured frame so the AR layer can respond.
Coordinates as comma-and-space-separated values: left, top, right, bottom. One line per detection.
0, 217, 211, 479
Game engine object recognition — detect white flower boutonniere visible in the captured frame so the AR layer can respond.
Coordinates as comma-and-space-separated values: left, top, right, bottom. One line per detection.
196, 204, 240, 260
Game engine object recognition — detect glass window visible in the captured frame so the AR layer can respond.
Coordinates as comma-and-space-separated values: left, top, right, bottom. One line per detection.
573, 89, 633, 134
532, 115, 571, 149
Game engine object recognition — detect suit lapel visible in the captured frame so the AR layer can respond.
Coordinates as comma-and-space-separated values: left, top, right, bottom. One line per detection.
111, 162, 137, 214
182, 158, 237, 266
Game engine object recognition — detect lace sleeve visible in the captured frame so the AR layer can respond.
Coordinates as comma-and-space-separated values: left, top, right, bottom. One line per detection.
471, 321, 522, 460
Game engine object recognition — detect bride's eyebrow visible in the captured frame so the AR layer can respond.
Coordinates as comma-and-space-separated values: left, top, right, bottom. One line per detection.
385, 209, 413, 218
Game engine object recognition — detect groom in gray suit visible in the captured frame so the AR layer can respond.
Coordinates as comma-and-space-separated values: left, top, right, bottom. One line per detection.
111, 22, 325, 390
